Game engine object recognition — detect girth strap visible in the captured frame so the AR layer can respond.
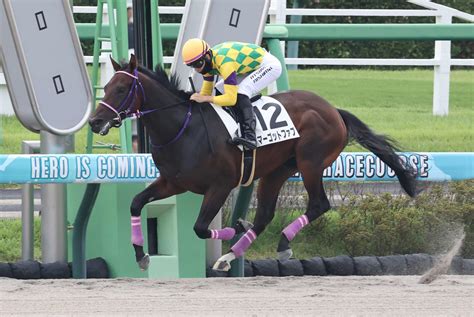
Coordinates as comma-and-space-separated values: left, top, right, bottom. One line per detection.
238, 149, 257, 187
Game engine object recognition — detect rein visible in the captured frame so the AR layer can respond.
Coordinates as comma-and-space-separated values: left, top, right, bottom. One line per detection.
98, 68, 193, 149
151, 102, 192, 149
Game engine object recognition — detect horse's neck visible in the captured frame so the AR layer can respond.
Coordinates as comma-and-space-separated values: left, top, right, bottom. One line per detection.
140, 79, 192, 147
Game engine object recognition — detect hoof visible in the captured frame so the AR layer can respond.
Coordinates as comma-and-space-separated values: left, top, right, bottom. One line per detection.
212, 252, 236, 272
138, 253, 150, 271
277, 248, 293, 261
213, 260, 231, 272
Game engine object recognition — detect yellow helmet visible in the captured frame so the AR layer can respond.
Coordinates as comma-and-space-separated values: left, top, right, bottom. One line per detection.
182, 38, 210, 65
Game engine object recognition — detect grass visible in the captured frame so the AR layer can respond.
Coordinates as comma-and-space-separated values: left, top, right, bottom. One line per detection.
288, 69, 473, 152
1, 69, 472, 154
0, 218, 42, 262
0, 64, 120, 155
0, 69, 472, 262
224, 209, 346, 260
0, 116, 121, 155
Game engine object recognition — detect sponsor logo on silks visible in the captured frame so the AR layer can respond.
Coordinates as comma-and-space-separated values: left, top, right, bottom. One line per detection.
250, 66, 273, 84
291, 153, 430, 180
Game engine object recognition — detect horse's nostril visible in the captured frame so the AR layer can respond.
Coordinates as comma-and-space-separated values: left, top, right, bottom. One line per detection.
89, 118, 104, 132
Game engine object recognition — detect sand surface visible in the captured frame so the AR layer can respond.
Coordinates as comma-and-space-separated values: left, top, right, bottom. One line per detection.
1, 275, 473, 316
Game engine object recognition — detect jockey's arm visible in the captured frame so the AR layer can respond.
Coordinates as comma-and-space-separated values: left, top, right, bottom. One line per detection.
193, 65, 238, 106
211, 64, 238, 107
200, 75, 215, 96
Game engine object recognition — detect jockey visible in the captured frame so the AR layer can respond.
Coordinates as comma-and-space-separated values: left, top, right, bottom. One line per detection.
182, 38, 282, 150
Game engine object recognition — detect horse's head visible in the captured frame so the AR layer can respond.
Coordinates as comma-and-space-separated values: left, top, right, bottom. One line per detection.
89, 54, 144, 135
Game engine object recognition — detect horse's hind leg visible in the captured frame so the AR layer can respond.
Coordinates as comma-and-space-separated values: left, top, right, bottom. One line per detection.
277, 171, 331, 261
214, 164, 295, 271
130, 177, 185, 270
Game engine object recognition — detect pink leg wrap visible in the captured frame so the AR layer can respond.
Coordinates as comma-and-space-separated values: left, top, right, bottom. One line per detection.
210, 227, 236, 240
131, 216, 144, 246
231, 229, 257, 257
282, 215, 309, 241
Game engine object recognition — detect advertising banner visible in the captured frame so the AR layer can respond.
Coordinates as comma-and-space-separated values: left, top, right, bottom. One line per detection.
0, 152, 472, 184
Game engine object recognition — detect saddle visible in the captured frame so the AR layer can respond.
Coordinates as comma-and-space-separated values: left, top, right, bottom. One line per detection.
208, 92, 299, 187
221, 94, 262, 124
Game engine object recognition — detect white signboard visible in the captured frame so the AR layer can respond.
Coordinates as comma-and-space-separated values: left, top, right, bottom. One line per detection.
172, 0, 271, 90
0, 0, 91, 134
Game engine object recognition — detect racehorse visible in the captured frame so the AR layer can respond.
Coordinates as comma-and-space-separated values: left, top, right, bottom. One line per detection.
89, 55, 418, 271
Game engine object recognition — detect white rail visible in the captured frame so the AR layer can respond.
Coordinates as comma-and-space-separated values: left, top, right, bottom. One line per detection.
285, 58, 474, 67
1, 1, 472, 116
270, 0, 473, 115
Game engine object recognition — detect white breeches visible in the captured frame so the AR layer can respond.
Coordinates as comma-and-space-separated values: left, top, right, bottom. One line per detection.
215, 52, 282, 98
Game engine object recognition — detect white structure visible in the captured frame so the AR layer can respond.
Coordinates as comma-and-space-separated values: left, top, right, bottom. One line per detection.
270, 0, 474, 116
0, 64, 13, 115
1, 0, 473, 116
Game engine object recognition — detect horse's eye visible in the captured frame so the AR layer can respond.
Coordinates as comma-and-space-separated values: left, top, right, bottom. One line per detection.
117, 87, 127, 94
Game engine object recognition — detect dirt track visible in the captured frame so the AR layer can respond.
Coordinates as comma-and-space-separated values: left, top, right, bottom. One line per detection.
0, 275, 473, 316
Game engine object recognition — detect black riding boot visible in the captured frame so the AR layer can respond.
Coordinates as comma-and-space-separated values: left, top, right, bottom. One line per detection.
232, 94, 257, 150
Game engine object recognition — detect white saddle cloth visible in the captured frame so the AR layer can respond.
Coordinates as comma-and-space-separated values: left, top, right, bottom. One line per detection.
210, 96, 300, 149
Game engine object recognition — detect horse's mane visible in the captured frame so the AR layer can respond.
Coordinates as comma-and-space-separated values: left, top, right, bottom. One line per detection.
120, 62, 192, 100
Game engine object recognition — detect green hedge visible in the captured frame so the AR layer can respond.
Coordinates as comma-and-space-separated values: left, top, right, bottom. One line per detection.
73, 0, 473, 63
291, 0, 473, 65
336, 181, 473, 257
228, 180, 474, 260
1, 181, 472, 262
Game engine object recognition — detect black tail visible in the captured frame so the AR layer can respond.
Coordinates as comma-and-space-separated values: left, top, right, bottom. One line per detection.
337, 109, 418, 197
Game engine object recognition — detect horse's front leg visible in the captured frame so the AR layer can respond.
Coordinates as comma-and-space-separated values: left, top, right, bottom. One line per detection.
193, 185, 235, 241
131, 177, 185, 270
194, 185, 257, 272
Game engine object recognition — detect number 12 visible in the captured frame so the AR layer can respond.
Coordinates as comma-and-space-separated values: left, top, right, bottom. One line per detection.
253, 103, 287, 131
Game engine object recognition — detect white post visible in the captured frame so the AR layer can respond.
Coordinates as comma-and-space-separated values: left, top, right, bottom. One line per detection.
0, 66, 15, 116
433, 14, 452, 116
101, 4, 114, 88
206, 211, 222, 267
269, 0, 287, 94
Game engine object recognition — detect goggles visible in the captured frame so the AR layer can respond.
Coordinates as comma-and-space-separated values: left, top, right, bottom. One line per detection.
186, 58, 205, 69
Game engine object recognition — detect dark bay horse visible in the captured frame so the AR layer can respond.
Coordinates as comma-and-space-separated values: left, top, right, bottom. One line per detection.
89, 55, 417, 271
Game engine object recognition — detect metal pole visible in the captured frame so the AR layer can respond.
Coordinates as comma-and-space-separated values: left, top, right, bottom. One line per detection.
206, 211, 222, 267
151, 0, 163, 68
40, 131, 70, 263
133, 0, 157, 256
72, 183, 100, 278
287, 0, 301, 71
267, 38, 290, 91
21, 140, 40, 260
132, 0, 153, 153
229, 183, 254, 277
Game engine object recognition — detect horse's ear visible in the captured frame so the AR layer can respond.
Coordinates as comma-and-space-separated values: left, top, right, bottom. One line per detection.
129, 54, 137, 71
110, 56, 121, 71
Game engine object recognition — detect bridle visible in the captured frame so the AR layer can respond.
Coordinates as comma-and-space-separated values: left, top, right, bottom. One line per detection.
98, 68, 193, 149
99, 69, 147, 127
